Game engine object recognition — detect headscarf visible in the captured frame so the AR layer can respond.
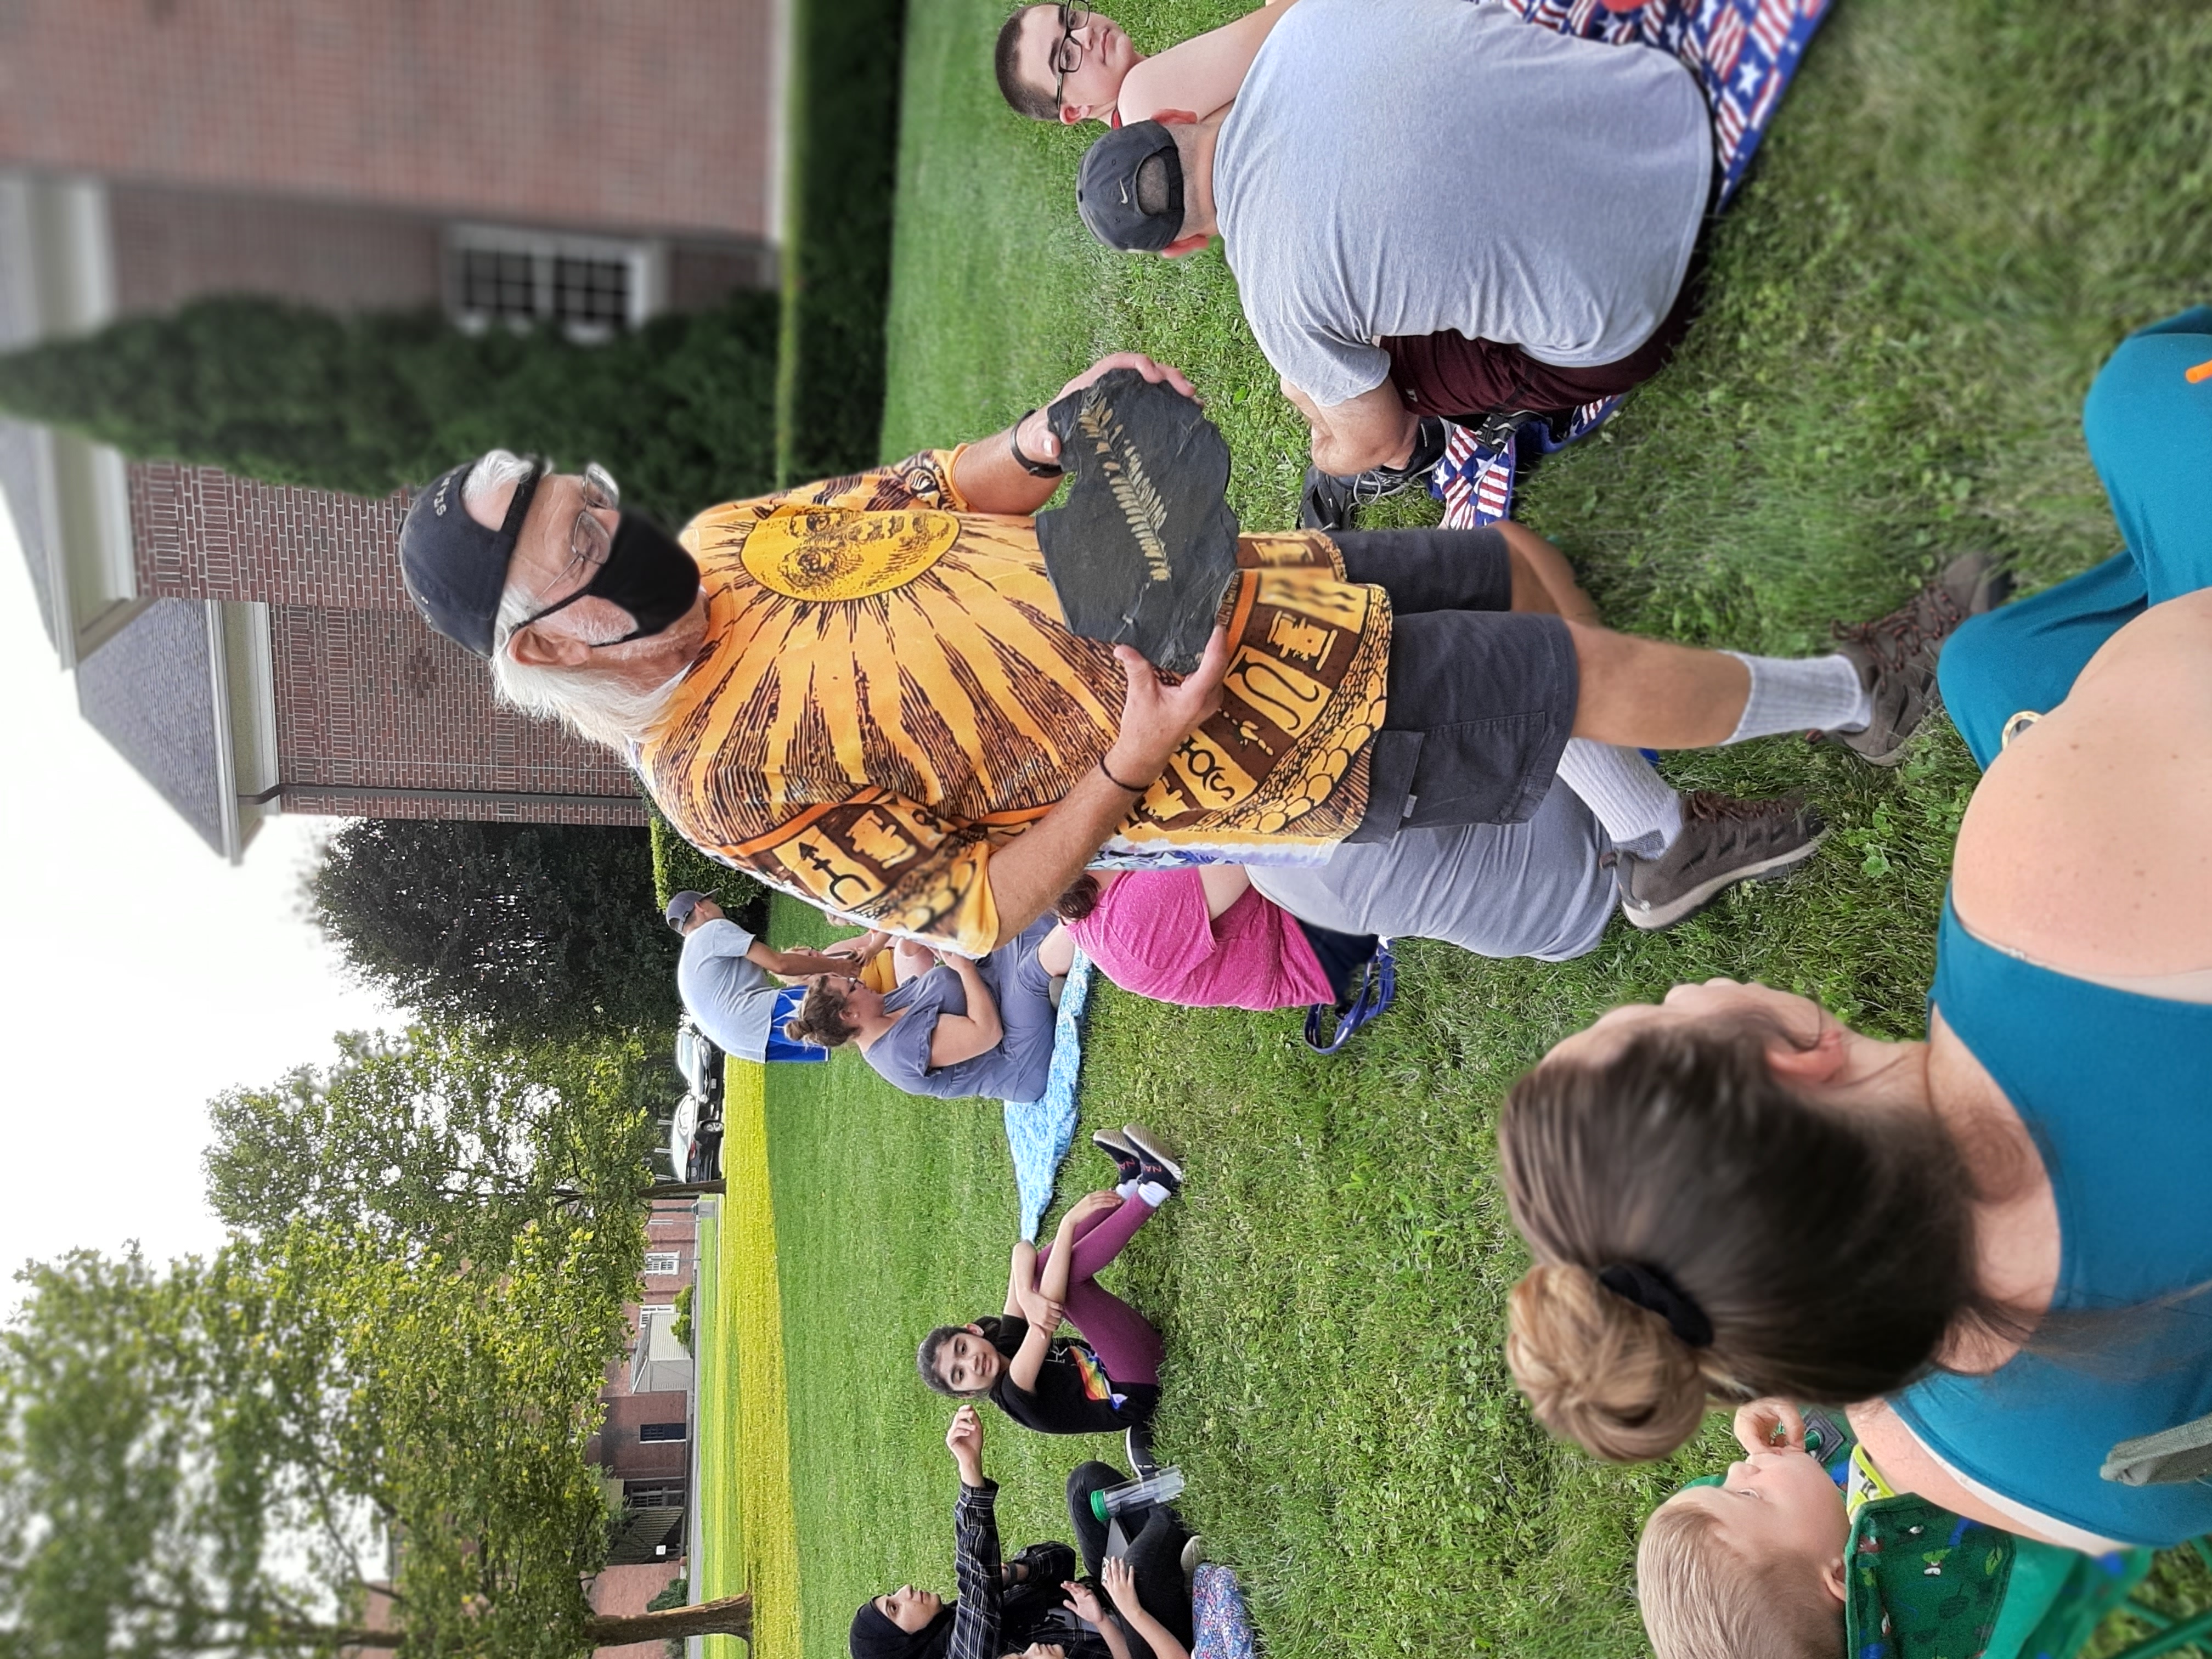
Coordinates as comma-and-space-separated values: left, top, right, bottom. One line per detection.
849, 1598, 954, 1659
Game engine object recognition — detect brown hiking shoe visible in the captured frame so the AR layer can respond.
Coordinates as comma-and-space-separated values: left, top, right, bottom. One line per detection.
1815, 552, 2012, 765
1612, 792, 1827, 931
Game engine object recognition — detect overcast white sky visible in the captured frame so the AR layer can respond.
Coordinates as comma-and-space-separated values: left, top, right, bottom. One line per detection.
0, 499, 397, 1299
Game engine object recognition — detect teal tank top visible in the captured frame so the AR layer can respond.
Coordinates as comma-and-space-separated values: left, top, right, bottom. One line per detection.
1892, 902, 2212, 1547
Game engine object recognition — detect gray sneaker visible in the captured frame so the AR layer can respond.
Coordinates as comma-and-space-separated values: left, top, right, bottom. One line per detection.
1816, 552, 2012, 765
1612, 792, 1827, 930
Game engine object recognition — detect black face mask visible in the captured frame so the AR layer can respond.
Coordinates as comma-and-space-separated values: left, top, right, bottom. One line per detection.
521, 512, 701, 646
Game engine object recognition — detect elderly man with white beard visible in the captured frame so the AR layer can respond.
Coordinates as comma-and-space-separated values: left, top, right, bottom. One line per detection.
394, 352, 1979, 956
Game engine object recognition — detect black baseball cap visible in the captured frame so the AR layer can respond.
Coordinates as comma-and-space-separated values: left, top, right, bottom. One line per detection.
398, 455, 545, 658
1076, 120, 1185, 253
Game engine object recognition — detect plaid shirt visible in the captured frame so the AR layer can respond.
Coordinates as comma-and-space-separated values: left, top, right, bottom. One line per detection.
948, 1480, 1005, 1659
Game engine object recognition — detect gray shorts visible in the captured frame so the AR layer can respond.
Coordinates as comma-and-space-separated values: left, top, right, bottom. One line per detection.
1331, 527, 1579, 838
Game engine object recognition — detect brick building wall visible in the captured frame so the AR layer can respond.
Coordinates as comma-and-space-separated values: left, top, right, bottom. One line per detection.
0, 1, 778, 243
127, 459, 647, 823
109, 184, 444, 317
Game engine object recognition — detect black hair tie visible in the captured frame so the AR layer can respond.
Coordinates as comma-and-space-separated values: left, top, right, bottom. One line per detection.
1597, 1262, 1714, 1350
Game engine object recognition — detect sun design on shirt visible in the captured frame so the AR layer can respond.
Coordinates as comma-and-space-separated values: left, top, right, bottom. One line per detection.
738, 505, 961, 601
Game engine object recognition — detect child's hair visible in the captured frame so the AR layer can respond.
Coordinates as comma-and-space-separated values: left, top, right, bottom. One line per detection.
916, 1318, 1005, 1398
995, 6, 1062, 122
1637, 1497, 1844, 1659
1053, 872, 1101, 922
784, 979, 860, 1049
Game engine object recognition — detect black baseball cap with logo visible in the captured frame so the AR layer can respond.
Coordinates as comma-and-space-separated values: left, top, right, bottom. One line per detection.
1076, 120, 1186, 253
398, 455, 546, 658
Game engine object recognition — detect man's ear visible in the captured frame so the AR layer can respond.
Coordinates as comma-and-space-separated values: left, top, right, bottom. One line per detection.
1059, 102, 1087, 126
504, 623, 592, 670
1160, 232, 1211, 258
1765, 1025, 1849, 1087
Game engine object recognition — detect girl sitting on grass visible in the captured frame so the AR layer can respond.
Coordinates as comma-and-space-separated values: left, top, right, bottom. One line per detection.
919, 1128, 1183, 1444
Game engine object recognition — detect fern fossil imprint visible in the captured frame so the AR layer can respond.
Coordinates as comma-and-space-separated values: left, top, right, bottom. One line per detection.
1076, 393, 1173, 586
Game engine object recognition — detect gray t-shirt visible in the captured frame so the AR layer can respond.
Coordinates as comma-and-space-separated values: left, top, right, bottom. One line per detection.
859, 917, 1062, 1103
1214, 0, 1714, 405
675, 918, 782, 1064
1249, 776, 1617, 962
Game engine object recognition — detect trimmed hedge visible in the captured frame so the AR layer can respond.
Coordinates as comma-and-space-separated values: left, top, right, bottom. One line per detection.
775, 0, 908, 483
648, 809, 770, 934
0, 292, 780, 524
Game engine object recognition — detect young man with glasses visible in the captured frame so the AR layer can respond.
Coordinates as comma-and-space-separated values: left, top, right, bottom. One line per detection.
992, 0, 1299, 129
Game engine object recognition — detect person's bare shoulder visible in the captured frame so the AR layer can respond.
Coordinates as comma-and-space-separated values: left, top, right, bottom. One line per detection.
1952, 589, 2212, 977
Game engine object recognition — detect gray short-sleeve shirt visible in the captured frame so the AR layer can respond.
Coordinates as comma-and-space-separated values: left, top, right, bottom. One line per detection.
1214, 0, 1714, 405
859, 918, 1062, 1102
675, 918, 782, 1063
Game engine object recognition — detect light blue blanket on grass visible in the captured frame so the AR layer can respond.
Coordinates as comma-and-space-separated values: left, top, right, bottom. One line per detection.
1003, 950, 1095, 1239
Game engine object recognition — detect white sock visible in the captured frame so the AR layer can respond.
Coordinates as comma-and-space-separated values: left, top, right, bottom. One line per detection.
1722, 652, 1872, 743
1114, 1179, 1139, 1200
1136, 1180, 1172, 1208
1554, 738, 1683, 859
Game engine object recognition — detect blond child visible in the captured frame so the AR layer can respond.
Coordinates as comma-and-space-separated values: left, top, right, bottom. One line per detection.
1635, 1398, 1887, 1659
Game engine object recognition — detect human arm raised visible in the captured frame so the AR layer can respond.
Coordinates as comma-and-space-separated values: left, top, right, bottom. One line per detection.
927, 952, 1007, 1068
1114, 0, 1301, 126
945, 1406, 1006, 1659
949, 353, 1201, 517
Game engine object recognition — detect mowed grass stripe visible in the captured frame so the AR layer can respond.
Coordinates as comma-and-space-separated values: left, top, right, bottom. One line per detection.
701, 1059, 803, 1659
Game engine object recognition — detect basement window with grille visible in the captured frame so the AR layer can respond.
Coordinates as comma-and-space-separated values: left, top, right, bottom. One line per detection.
638, 1422, 689, 1443
446, 224, 664, 341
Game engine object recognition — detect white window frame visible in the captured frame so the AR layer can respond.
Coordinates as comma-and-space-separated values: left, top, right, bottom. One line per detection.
642, 1251, 681, 1278
445, 223, 665, 342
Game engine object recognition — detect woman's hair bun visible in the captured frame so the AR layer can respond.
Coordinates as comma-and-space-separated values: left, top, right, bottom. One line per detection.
1505, 1262, 1710, 1462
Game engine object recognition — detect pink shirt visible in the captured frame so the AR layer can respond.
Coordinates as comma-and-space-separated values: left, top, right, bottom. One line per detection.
1069, 868, 1335, 1011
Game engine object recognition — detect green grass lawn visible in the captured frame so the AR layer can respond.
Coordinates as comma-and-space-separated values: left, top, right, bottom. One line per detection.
737, 1, 2212, 1656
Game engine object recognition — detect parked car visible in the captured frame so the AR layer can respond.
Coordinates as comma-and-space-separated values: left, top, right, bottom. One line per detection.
674, 1014, 726, 1115
665, 1092, 722, 1184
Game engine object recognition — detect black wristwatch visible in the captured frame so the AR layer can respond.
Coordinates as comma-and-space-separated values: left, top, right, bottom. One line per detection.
1009, 409, 1065, 478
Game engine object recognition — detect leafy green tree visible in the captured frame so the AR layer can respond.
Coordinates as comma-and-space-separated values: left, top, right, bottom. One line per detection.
204, 1024, 665, 1271
305, 819, 682, 1041
0, 292, 777, 523
0, 1232, 755, 1657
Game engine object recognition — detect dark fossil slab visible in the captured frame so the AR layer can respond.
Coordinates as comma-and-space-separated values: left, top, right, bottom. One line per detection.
1034, 368, 1240, 675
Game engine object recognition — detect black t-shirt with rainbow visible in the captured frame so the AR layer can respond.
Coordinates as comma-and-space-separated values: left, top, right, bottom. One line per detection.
983, 1316, 1159, 1435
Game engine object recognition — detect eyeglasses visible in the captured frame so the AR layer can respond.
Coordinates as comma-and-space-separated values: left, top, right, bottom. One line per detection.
510, 460, 623, 633
557, 460, 622, 589
1051, 4, 1092, 112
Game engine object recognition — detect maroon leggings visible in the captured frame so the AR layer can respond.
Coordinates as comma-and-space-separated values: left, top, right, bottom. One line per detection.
1026, 1195, 1164, 1386
1382, 264, 1705, 421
